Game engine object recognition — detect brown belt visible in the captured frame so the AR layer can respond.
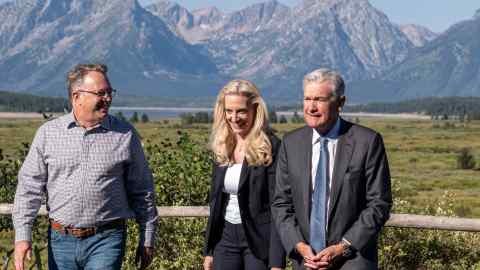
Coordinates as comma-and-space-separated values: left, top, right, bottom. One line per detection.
49, 219, 125, 239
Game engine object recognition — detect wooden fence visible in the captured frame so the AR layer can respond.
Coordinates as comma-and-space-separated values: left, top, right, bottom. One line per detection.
2, 204, 480, 270
1, 204, 480, 232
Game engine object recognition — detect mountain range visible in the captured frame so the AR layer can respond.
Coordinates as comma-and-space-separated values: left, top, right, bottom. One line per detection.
147, 0, 414, 100
0, 0, 478, 105
0, 0, 221, 98
350, 8, 480, 102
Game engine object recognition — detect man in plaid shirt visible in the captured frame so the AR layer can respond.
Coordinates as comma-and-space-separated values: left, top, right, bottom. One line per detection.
12, 64, 158, 270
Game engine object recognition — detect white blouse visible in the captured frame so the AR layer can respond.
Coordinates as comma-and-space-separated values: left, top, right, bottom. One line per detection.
223, 163, 243, 224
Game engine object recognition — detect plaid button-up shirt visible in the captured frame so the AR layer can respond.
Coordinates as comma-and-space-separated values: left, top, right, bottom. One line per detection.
13, 113, 158, 246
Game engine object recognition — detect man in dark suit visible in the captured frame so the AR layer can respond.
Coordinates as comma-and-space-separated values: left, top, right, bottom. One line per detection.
272, 68, 392, 270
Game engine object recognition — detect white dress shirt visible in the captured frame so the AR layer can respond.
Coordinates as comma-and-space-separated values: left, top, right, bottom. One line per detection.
223, 163, 243, 224
311, 118, 341, 229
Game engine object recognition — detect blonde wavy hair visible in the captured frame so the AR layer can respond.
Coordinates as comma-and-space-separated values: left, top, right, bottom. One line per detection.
210, 79, 272, 166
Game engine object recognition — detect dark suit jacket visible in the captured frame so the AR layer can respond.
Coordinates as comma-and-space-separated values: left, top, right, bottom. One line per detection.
272, 119, 392, 270
203, 134, 286, 268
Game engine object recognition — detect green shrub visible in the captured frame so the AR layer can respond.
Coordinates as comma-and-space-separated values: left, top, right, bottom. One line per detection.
123, 131, 212, 269
2, 135, 480, 270
457, 148, 476, 170
379, 180, 480, 269
0, 144, 26, 232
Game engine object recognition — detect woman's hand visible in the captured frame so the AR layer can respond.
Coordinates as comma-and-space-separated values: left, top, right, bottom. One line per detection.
271, 268, 284, 270
203, 256, 213, 270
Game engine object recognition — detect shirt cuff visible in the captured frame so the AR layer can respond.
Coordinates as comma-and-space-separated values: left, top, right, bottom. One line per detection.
15, 227, 32, 243
141, 228, 156, 247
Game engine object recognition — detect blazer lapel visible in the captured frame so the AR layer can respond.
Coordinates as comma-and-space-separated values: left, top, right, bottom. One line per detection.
213, 165, 227, 196
328, 120, 354, 220
237, 159, 250, 191
298, 127, 313, 223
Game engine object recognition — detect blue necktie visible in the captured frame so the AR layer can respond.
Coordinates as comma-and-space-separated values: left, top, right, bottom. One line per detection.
310, 137, 328, 253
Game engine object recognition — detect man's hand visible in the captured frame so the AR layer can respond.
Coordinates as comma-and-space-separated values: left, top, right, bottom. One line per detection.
312, 244, 345, 270
296, 242, 328, 269
135, 244, 154, 270
14, 240, 32, 270
203, 256, 213, 270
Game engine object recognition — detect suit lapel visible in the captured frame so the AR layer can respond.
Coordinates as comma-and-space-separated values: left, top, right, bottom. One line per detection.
213, 165, 227, 196
298, 127, 313, 223
328, 119, 354, 220
238, 159, 250, 191
215, 160, 250, 194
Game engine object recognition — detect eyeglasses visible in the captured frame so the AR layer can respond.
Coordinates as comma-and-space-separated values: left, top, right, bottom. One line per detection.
304, 95, 335, 104
75, 88, 117, 98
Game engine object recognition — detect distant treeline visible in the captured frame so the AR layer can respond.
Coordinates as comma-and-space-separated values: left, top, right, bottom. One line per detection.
0, 91, 69, 112
3, 90, 480, 120
178, 109, 305, 125
344, 96, 480, 119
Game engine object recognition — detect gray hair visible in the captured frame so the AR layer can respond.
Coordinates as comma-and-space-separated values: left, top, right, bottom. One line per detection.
66, 63, 109, 101
303, 68, 345, 98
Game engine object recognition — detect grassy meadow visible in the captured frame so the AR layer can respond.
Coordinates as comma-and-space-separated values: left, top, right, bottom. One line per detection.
2, 117, 479, 217
1, 116, 479, 269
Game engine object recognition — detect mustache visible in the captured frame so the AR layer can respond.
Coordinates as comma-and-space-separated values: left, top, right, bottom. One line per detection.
94, 100, 110, 111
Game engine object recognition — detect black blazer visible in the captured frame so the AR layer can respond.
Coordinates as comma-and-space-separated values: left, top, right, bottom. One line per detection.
272, 119, 392, 270
203, 134, 286, 268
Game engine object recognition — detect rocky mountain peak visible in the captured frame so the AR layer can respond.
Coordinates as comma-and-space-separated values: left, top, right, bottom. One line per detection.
5, 0, 71, 23
8, 0, 143, 24
191, 6, 223, 25
147, 1, 291, 43
399, 24, 438, 47
222, 0, 289, 33
149, 0, 179, 10
149, 0, 189, 17
147, 0, 194, 30
192, 6, 221, 17
243, 0, 282, 11
299, 0, 368, 11
236, 0, 288, 18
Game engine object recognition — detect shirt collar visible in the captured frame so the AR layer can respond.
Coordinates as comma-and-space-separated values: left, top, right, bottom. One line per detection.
64, 112, 77, 129
98, 115, 112, 130
64, 111, 111, 131
312, 117, 341, 145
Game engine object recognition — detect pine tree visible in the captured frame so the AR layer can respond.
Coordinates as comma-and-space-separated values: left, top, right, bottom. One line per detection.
141, 113, 149, 123
130, 111, 139, 123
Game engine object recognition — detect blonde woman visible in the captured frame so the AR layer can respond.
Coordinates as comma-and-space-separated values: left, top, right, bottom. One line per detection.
203, 80, 286, 270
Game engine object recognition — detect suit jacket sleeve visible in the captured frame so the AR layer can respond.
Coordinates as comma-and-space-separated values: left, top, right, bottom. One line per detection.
268, 138, 287, 268
203, 161, 217, 256
343, 133, 392, 251
272, 139, 305, 256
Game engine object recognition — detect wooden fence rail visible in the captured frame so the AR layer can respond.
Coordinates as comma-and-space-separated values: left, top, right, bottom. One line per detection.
1, 204, 480, 232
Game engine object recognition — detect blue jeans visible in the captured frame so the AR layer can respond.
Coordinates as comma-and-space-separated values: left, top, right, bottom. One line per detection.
47, 225, 126, 270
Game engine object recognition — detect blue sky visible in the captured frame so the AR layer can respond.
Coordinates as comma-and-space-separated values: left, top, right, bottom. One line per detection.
1, 0, 479, 32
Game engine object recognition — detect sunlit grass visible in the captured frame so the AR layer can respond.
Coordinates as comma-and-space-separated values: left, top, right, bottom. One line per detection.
1, 117, 479, 217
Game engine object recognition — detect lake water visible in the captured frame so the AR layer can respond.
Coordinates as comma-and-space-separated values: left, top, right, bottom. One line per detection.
109, 107, 429, 121
110, 107, 213, 120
